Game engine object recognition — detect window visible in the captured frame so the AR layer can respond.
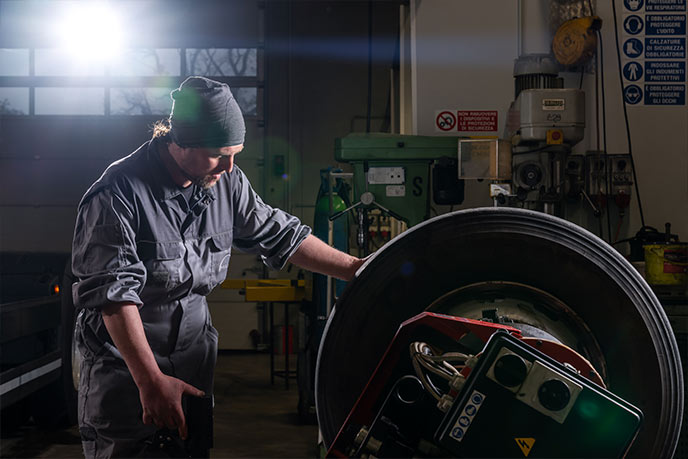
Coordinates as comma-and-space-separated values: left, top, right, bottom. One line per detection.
0, 48, 29, 76
35, 88, 104, 115
0, 87, 29, 115
233, 87, 258, 116
186, 48, 257, 77
1, 47, 261, 117
35, 49, 105, 76
111, 49, 181, 77
110, 87, 174, 115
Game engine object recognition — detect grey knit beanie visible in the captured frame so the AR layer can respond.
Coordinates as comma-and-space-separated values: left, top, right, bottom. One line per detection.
169, 76, 246, 148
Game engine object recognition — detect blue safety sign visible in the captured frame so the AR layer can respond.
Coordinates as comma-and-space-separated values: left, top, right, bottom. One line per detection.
624, 15, 645, 34
451, 427, 464, 440
624, 61, 644, 81
644, 84, 685, 104
624, 38, 645, 57
624, 0, 644, 11
645, 37, 686, 58
646, 0, 686, 12
645, 61, 686, 82
624, 85, 643, 104
646, 14, 686, 34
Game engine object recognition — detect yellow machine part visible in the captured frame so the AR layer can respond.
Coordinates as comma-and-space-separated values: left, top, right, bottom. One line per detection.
644, 244, 688, 286
221, 278, 309, 302
552, 16, 602, 67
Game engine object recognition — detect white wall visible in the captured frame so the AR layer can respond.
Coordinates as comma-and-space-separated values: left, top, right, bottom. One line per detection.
409, 0, 688, 241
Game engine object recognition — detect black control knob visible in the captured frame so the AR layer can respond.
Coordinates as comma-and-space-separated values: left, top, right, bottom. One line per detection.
537, 379, 571, 411
493, 354, 528, 387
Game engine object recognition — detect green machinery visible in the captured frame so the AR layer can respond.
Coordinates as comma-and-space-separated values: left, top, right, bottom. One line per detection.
331, 133, 465, 253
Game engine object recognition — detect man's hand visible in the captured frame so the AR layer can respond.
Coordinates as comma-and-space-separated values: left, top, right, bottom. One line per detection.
101, 303, 205, 440
288, 234, 368, 281
139, 373, 205, 440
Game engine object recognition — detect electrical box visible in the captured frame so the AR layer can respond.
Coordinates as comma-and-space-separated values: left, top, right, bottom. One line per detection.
435, 332, 643, 458
515, 89, 585, 146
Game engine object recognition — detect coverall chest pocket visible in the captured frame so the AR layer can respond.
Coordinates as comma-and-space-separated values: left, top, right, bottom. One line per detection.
138, 240, 185, 290
207, 231, 232, 287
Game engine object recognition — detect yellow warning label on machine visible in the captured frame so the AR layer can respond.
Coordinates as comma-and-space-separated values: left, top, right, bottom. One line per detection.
514, 438, 535, 457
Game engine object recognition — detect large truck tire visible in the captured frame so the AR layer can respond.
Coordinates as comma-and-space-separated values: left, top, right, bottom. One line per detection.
316, 208, 683, 459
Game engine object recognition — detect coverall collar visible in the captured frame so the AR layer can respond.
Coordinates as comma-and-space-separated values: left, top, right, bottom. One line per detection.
147, 137, 216, 204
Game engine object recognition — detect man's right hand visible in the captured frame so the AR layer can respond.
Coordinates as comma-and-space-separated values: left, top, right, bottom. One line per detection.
139, 373, 205, 440
100, 303, 205, 441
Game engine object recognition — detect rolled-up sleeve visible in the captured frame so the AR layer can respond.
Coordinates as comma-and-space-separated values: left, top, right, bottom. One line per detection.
72, 189, 146, 310
231, 168, 311, 270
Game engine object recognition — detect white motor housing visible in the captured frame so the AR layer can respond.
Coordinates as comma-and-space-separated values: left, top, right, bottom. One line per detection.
515, 88, 585, 146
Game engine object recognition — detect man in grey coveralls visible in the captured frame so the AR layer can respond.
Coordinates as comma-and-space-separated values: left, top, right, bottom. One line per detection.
71, 76, 365, 458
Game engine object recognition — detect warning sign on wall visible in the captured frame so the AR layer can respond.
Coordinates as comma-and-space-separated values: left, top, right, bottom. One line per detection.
435, 110, 498, 132
622, 0, 687, 106
458, 111, 498, 132
435, 111, 457, 131
645, 84, 685, 104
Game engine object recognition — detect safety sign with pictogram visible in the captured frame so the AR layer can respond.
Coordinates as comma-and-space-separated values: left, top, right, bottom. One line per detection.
514, 438, 536, 457
624, 15, 645, 34
624, 61, 644, 81
621, 0, 687, 105
623, 85, 643, 104
624, 0, 644, 12
435, 110, 498, 132
435, 111, 456, 131
623, 38, 644, 58
448, 390, 486, 442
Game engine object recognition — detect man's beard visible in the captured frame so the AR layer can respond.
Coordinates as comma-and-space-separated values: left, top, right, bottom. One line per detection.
195, 174, 220, 189
179, 167, 220, 189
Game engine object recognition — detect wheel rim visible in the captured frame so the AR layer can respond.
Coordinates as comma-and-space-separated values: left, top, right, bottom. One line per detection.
425, 281, 607, 380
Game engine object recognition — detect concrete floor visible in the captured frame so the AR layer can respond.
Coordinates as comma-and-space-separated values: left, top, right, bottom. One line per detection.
0, 352, 320, 458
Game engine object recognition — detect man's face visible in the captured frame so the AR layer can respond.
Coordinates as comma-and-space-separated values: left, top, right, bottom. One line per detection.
175, 144, 244, 189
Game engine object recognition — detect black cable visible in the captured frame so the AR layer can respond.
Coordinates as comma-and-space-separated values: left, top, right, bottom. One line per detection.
588, 0, 607, 241
578, 66, 585, 89
610, 0, 646, 228
594, 34, 601, 151
366, 0, 373, 133
597, 30, 612, 244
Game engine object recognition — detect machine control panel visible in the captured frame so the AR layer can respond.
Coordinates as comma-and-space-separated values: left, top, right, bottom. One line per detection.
435, 332, 643, 458
367, 167, 405, 185
514, 360, 582, 424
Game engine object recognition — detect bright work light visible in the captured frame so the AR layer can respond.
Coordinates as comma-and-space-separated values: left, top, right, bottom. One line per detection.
55, 1, 124, 62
